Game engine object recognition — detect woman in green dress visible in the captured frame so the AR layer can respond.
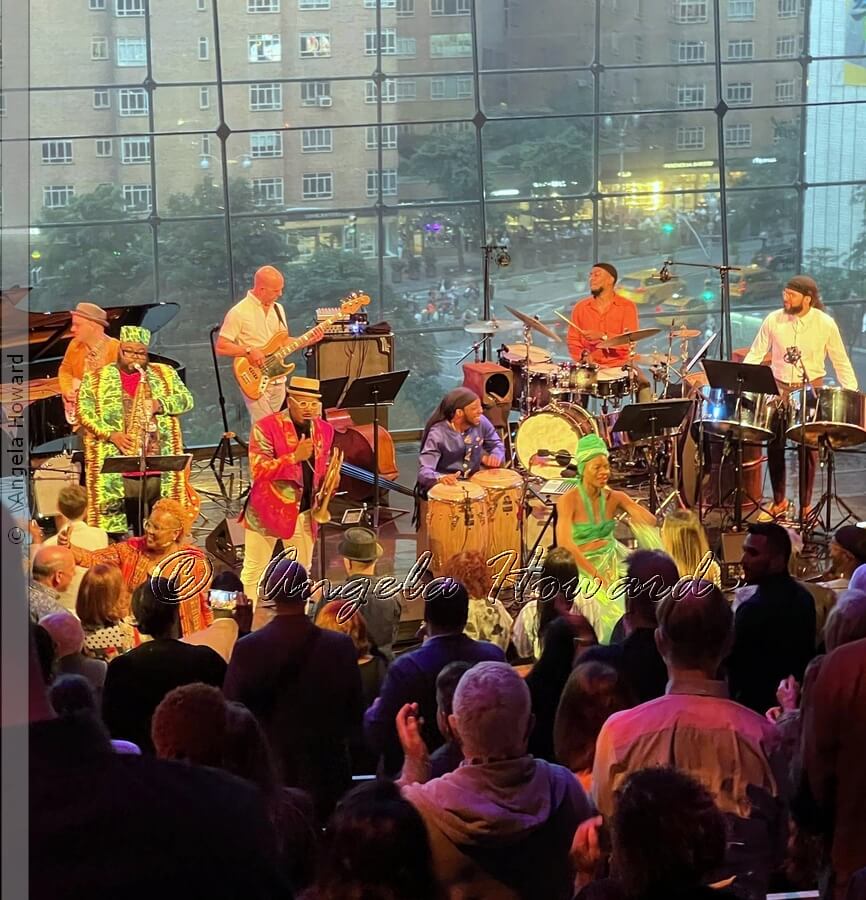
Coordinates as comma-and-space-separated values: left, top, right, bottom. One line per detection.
555, 434, 659, 642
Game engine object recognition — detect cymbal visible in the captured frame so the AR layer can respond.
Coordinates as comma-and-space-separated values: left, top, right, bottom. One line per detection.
634, 352, 675, 365
553, 310, 605, 341
599, 327, 661, 349
505, 305, 562, 343
671, 328, 701, 339
463, 319, 520, 335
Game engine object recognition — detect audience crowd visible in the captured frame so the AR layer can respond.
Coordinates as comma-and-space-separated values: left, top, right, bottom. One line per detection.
19, 492, 866, 900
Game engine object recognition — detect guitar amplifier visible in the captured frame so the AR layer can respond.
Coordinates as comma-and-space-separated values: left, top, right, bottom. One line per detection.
307, 332, 394, 427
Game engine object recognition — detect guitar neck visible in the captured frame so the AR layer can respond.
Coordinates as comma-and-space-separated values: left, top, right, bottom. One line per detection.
282, 312, 343, 354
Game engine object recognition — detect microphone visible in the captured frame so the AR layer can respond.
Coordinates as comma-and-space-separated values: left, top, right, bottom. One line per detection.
784, 346, 802, 365
538, 448, 575, 468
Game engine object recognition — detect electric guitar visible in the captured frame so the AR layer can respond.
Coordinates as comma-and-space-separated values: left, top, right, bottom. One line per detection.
232, 291, 370, 401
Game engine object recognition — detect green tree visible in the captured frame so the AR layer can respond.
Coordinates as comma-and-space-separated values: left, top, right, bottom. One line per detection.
498, 125, 592, 193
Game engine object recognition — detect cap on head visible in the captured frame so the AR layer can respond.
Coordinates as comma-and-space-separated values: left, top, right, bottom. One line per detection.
338, 527, 383, 562
287, 376, 321, 399
592, 262, 618, 283
785, 274, 818, 300
260, 557, 310, 606
119, 325, 151, 346
833, 525, 866, 565
72, 302, 109, 328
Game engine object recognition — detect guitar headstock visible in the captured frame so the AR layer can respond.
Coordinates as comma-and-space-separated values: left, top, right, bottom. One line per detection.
339, 291, 371, 316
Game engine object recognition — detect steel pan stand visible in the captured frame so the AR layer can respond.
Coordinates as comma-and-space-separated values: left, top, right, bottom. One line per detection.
804, 434, 858, 534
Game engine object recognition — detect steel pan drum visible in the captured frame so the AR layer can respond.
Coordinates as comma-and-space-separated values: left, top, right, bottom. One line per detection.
786, 387, 866, 449
515, 402, 598, 479
694, 388, 778, 444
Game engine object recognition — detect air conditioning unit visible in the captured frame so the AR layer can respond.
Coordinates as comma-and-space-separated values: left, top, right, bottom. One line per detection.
317, 96, 332, 107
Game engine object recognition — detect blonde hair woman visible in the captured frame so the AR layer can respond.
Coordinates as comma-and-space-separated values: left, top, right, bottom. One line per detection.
660, 509, 721, 587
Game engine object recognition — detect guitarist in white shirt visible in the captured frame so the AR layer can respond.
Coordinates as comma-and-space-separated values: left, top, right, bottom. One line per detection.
216, 265, 325, 425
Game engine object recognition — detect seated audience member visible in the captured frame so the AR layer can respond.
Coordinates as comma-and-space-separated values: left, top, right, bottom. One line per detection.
101, 578, 227, 753
592, 580, 789, 900
554, 661, 634, 794
32, 622, 57, 686
224, 558, 363, 823
398, 661, 593, 900
39, 610, 108, 699
443, 550, 513, 652
364, 578, 506, 776
48, 674, 141, 755
182, 570, 250, 663
582, 549, 679, 703
428, 660, 472, 779
661, 508, 722, 586
152, 683, 318, 891
303, 780, 440, 900
728, 523, 816, 714
823, 525, 866, 586
77, 563, 139, 662
29, 546, 75, 621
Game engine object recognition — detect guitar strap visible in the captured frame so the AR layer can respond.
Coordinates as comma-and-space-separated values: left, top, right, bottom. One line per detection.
274, 302, 288, 335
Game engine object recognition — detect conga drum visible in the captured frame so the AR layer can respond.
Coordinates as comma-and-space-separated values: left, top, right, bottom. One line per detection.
471, 468, 523, 563
425, 480, 488, 574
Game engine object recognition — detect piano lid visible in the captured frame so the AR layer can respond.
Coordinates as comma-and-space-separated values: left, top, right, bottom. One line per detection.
0, 301, 180, 367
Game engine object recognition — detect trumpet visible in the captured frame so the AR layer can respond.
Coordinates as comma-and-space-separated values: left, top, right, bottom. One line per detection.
311, 446, 344, 524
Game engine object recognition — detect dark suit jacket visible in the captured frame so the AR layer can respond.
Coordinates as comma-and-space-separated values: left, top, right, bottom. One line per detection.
223, 614, 363, 822
102, 638, 227, 753
364, 632, 506, 774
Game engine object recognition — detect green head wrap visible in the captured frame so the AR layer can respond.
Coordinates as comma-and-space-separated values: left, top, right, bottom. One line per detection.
575, 433, 609, 477
119, 325, 152, 346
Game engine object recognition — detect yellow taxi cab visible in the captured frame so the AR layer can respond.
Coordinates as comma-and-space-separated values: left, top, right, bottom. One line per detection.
617, 268, 687, 305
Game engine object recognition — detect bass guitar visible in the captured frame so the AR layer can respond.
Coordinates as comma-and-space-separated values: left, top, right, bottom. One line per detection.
233, 291, 369, 401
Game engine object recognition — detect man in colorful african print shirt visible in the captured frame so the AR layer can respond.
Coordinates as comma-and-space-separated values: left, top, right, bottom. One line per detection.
240, 376, 335, 605
77, 325, 195, 536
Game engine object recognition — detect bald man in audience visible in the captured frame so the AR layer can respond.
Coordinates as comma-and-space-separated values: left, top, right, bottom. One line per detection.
30, 546, 76, 622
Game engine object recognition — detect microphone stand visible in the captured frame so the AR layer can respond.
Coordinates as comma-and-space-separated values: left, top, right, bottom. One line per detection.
134, 364, 152, 537
208, 324, 248, 501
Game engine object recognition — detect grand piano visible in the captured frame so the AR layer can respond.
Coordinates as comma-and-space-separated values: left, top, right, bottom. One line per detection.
1, 299, 185, 453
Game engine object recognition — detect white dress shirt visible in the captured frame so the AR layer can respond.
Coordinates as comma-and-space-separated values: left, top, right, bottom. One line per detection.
743, 307, 858, 390
219, 292, 289, 382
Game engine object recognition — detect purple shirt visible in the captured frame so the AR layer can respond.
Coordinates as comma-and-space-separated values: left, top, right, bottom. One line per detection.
418, 416, 505, 491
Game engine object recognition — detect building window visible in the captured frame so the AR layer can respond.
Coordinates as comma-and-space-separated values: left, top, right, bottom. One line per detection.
250, 82, 283, 110
396, 37, 417, 56
430, 75, 473, 99
431, 0, 470, 13
301, 128, 333, 152
430, 33, 472, 57
300, 80, 330, 105
91, 36, 109, 60
301, 173, 333, 200
119, 87, 149, 116
43, 186, 75, 209
299, 32, 331, 57
365, 79, 397, 103
672, 0, 707, 23
727, 38, 754, 59
197, 0, 207, 9
365, 0, 397, 5
253, 177, 285, 205
93, 89, 111, 108
200, 135, 212, 157
298, 0, 329, 7
248, 0, 280, 9
775, 35, 797, 57
773, 119, 794, 144
365, 29, 397, 55
633, 36, 644, 60
365, 125, 398, 149
725, 81, 753, 105
397, 80, 417, 100
397, 0, 414, 13
95, 139, 113, 157
122, 184, 152, 212
366, 169, 398, 196
672, 40, 706, 63
676, 83, 706, 108
676, 126, 705, 150
115, 0, 144, 15
0, 94, 6, 117
197, 37, 209, 60
777, 0, 800, 16
89, 0, 106, 8
121, 136, 151, 163
727, 0, 755, 20
199, 86, 210, 108
117, 37, 147, 66
725, 123, 752, 147
775, 78, 797, 102
42, 141, 74, 164
250, 131, 284, 157
249, 34, 281, 62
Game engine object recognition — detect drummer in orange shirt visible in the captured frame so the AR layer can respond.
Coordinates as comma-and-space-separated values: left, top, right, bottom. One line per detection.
566, 263, 651, 402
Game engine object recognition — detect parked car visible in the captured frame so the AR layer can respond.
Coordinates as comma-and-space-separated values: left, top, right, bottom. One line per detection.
617, 268, 688, 306
751, 245, 796, 271
728, 266, 782, 305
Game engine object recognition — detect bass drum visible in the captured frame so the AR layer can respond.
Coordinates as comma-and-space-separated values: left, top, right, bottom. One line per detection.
515, 403, 598, 479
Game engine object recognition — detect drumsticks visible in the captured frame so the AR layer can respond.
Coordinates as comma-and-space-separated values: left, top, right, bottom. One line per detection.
554, 311, 604, 341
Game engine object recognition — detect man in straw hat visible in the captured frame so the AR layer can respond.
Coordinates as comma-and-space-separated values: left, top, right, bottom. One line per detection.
744, 273, 858, 518
58, 302, 120, 423
240, 375, 335, 603
76, 325, 194, 536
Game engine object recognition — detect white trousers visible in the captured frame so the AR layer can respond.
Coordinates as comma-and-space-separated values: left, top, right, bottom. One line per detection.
241, 512, 314, 608
244, 380, 287, 427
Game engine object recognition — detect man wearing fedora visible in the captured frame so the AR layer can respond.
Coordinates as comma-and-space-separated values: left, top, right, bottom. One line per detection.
58, 302, 120, 425
240, 376, 335, 603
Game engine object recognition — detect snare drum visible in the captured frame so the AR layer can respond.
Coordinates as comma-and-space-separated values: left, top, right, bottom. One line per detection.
565, 363, 599, 394
426, 481, 488, 574
514, 403, 598, 479
498, 344, 552, 410
471, 468, 523, 562
592, 367, 632, 400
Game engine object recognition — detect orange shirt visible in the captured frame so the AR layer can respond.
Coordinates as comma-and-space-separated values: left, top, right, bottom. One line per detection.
567, 294, 639, 366
58, 337, 120, 396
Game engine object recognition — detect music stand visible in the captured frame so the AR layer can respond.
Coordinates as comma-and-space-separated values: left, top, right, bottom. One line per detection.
612, 400, 692, 513
340, 370, 410, 529
702, 359, 778, 530
320, 376, 349, 415
102, 454, 193, 535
